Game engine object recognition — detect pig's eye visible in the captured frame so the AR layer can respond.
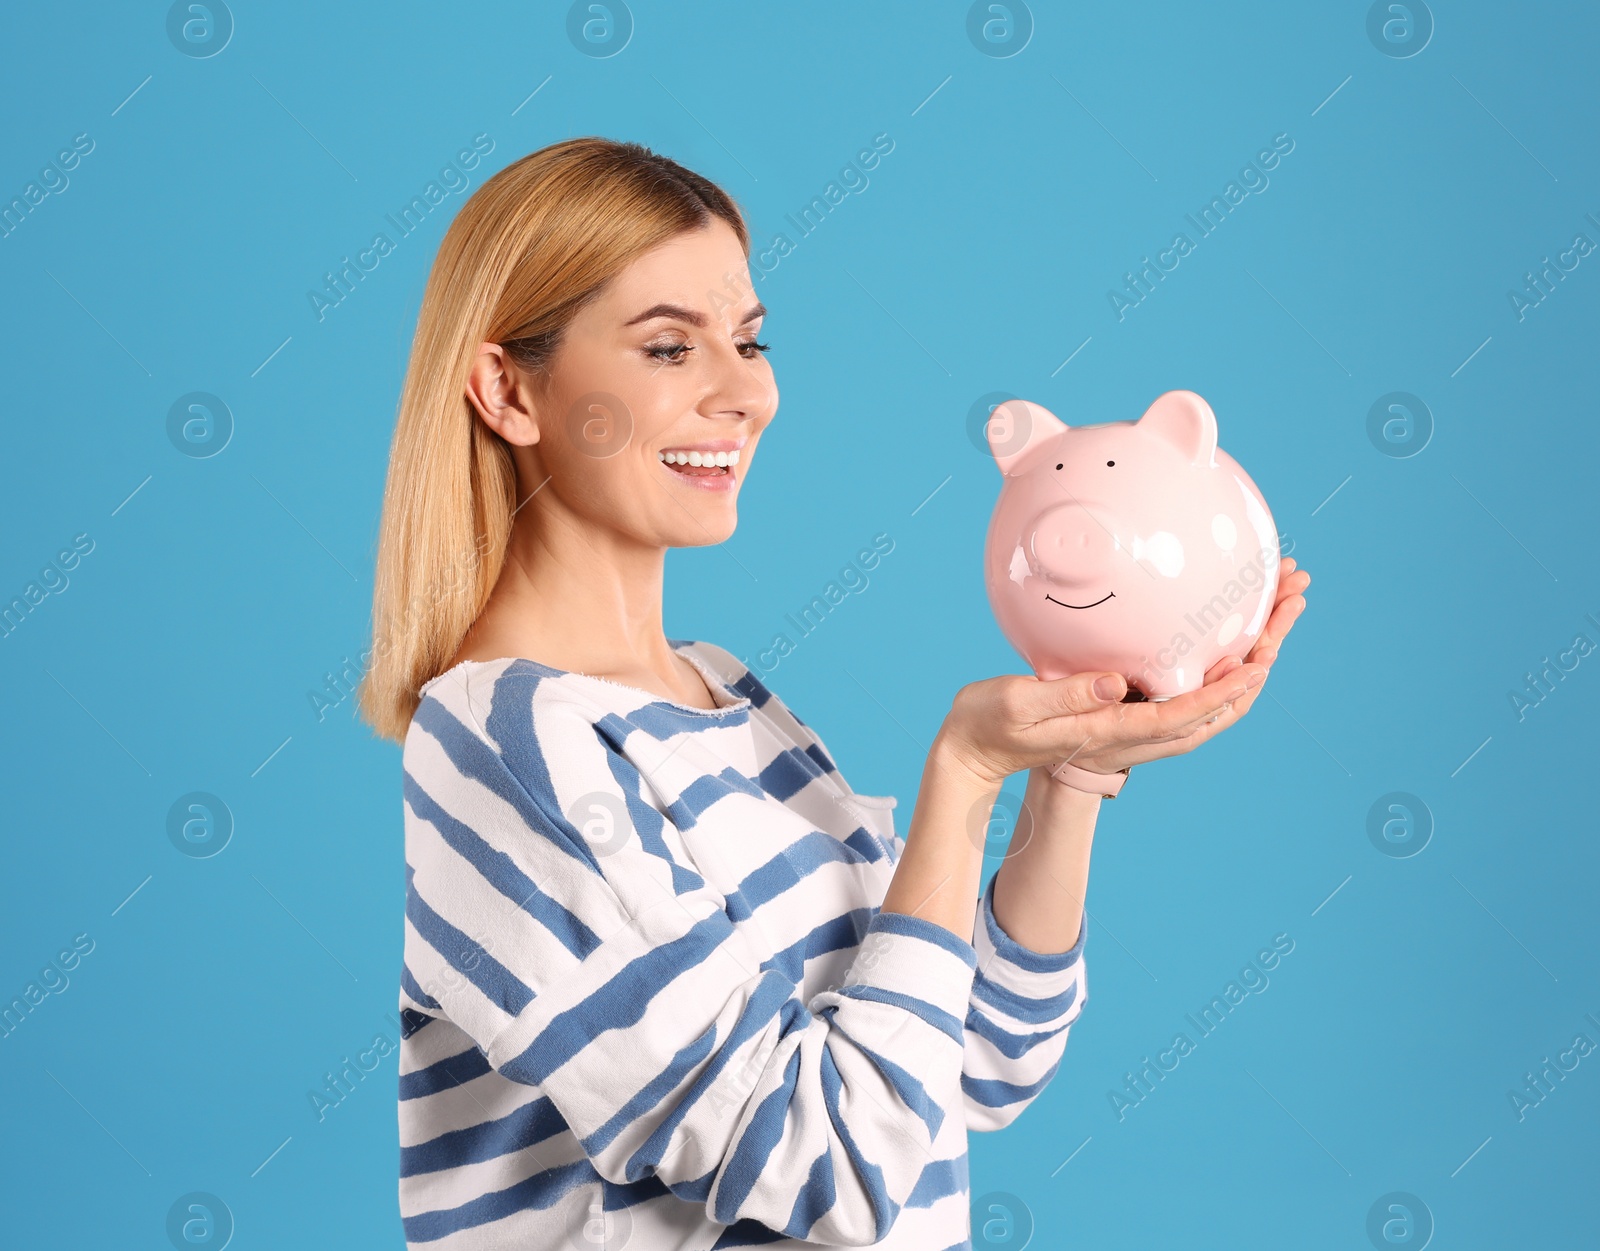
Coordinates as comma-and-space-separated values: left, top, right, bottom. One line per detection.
1106, 460, 1115, 466
1055, 462, 1062, 469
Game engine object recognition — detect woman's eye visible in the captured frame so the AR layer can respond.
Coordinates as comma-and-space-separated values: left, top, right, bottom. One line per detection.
645, 339, 771, 364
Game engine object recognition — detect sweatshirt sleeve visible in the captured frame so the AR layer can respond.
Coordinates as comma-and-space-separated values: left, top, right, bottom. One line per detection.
961, 871, 1089, 1131
400, 687, 980, 1248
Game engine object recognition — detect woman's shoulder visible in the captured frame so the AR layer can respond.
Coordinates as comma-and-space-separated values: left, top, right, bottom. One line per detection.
404, 655, 613, 766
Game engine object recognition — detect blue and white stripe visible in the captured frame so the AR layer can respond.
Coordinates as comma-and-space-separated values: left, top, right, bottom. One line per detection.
397, 640, 1088, 1248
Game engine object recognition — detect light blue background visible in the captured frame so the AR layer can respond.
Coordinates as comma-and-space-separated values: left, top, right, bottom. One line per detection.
2, 2, 1597, 1247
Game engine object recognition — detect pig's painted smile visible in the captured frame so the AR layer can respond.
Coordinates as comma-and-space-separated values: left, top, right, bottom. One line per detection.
1045, 591, 1115, 610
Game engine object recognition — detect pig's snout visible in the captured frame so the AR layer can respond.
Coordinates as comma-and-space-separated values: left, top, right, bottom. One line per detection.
1028, 504, 1119, 584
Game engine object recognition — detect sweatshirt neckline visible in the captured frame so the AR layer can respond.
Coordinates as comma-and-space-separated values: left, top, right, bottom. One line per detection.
418, 640, 752, 717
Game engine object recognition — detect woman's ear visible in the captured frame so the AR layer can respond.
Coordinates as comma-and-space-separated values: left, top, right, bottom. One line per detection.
465, 342, 542, 447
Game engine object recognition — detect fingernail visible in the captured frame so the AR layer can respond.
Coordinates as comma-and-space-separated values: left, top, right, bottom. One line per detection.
1245, 669, 1266, 688
1094, 675, 1122, 700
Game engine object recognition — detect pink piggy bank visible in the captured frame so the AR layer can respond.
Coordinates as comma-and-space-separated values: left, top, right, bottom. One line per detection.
983, 390, 1280, 700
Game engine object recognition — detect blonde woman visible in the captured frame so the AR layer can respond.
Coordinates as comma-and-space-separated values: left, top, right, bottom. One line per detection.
360, 137, 1309, 1249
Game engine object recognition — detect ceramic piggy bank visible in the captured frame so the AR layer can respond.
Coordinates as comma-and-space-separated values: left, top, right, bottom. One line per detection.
983, 390, 1279, 700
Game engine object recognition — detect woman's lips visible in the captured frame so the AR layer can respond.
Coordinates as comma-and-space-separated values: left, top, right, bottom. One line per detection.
658, 445, 743, 492
659, 458, 737, 491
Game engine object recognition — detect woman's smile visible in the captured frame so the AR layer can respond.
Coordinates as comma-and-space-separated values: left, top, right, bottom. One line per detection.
656, 437, 746, 491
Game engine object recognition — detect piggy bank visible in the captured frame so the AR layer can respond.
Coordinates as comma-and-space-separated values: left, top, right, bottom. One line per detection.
983, 390, 1279, 700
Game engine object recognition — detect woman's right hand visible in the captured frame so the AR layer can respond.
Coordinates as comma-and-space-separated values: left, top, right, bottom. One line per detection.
935, 661, 1267, 789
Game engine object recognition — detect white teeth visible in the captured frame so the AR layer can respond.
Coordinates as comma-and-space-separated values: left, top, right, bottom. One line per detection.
657, 448, 742, 468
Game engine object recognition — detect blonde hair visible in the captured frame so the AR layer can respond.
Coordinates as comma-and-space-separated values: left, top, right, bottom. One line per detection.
357, 137, 750, 745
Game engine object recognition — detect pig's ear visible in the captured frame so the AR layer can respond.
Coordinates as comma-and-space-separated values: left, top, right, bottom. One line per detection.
1136, 390, 1219, 465
986, 399, 1069, 476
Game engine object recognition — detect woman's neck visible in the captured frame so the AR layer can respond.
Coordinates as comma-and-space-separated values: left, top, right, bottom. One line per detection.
449, 504, 716, 708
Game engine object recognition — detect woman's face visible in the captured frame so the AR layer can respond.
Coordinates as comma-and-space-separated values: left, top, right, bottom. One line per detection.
492, 219, 777, 550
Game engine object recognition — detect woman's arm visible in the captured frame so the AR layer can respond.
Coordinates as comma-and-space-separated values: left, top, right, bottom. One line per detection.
989, 768, 1101, 954
981, 557, 1312, 953
877, 662, 1252, 946
876, 738, 997, 939
886, 559, 1310, 1135
884, 558, 1310, 952
879, 745, 1099, 957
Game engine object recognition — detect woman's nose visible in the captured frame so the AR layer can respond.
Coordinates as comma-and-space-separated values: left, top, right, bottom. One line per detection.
706, 342, 775, 422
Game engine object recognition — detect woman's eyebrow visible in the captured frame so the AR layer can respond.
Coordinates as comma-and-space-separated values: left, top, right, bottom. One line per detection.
623, 301, 768, 328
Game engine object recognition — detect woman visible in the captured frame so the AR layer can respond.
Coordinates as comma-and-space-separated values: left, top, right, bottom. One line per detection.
359, 137, 1309, 1249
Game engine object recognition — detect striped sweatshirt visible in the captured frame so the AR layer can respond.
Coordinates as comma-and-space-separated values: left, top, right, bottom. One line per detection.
397, 639, 1089, 1249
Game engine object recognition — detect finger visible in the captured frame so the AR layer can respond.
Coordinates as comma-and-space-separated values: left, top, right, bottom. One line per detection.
1112, 702, 1239, 765
1271, 568, 1309, 608
1223, 666, 1270, 718
1020, 670, 1128, 721
1171, 699, 1246, 749
1118, 668, 1267, 763
1237, 568, 1308, 667
1153, 666, 1265, 739
1245, 593, 1306, 665
1204, 654, 1245, 686
1074, 663, 1263, 744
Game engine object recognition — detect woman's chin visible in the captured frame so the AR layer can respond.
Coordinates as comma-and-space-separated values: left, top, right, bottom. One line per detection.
668, 514, 737, 548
